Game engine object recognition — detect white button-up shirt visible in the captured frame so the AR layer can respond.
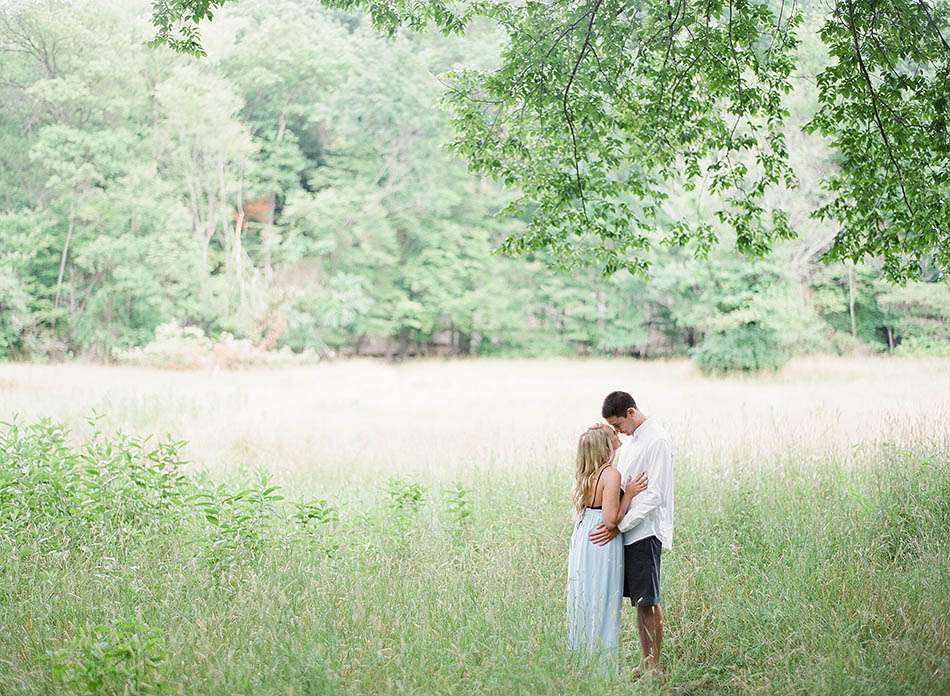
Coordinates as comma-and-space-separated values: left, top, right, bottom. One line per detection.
616, 417, 674, 549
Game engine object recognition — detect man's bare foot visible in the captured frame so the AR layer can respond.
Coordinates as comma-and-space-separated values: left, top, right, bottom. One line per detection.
631, 661, 661, 682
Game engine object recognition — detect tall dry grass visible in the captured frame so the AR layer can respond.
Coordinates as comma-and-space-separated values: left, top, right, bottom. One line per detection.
1, 356, 947, 490
0, 356, 947, 694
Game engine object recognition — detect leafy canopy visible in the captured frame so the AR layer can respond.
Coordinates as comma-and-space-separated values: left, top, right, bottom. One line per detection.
151, 1, 947, 281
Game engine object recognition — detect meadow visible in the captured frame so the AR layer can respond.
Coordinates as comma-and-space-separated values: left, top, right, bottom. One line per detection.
0, 356, 948, 695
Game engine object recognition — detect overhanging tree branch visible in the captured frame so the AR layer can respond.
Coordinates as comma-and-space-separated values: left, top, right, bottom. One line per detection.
844, 0, 915, 218
562, 0, 603, 221
148, 0, 950, 282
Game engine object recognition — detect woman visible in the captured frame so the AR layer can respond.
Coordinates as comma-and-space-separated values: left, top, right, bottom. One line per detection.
566, 424, 647, 673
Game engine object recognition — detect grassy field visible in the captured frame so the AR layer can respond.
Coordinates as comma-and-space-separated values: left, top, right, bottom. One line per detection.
0, 357, 948, 694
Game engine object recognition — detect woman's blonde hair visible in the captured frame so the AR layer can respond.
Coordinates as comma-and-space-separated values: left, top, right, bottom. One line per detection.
571, 426, 613, 513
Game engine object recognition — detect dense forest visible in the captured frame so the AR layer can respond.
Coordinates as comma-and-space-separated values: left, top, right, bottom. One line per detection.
1, 0, 948, 369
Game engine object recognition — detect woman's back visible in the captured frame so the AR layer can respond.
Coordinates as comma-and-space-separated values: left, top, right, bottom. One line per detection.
568, 463, 624, 673
586, 464, 620, 510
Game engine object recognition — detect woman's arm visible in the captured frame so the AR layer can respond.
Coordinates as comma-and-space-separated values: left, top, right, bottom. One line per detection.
600, 470, 648, 529
599, 468, 623, 528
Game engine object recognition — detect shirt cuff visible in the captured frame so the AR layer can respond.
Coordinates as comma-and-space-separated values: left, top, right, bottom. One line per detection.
618, 516, 640, 534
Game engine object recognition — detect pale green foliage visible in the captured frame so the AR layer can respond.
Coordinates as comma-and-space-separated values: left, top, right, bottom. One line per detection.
113, 321, 321, 368
812, 265, 950, 354
806, 0, 950, 281
387, 477, 427, 512
47, 618, 169, 696
0, 269, 32, 358
444, 482, 472, 533
193, 468, 285, 582
150, 0, 231, 55
682, 255, 824, 372
152, 0, 950, 281
878, 282, 950, 350
1, 0, 948, 373
294, 498, 341, 557
694, 322, 787, 373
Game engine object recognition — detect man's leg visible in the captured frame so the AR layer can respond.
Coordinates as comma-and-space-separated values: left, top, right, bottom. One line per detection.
624, 536, 663, 673
636, 604, 663, 671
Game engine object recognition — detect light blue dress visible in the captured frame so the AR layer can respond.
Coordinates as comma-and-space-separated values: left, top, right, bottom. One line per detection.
566, 505, 624, 674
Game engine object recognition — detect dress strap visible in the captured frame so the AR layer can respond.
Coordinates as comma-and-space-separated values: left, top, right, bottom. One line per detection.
588, 465, 609, 507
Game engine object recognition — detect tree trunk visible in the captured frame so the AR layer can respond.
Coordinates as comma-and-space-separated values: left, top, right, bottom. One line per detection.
184, 173, 214, 270
395, 329, 411, 360
259, 111, 289, 283
685, 327, 697, 348
54, 205, 75, 306
847, 265, 857, 338
219, 161, 245, 308
458, 331, 472, 355
234, 206, 245, 300
261, 191, 275, 282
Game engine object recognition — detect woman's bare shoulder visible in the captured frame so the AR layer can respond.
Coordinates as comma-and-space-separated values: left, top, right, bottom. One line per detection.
601, 467, 621, 485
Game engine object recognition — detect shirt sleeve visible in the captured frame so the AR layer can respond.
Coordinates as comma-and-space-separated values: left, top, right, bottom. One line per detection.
617, 438, 672, 534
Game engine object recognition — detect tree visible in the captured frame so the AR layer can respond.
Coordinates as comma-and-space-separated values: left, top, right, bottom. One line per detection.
215, 0, 357, 281
150, 0, 950, 282
0, 0, 237, 355
0, 267, 33, 358
4, 0, 947, 364
682, 254, 821, 372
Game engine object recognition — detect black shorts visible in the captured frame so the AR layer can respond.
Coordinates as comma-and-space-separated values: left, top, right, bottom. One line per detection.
622, 535, 662, 607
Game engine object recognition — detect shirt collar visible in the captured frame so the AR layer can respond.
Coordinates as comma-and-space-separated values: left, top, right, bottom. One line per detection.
631, 416, 654, 440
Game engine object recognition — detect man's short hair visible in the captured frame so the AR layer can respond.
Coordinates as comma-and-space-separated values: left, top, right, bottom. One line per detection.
602, 391, 637, 419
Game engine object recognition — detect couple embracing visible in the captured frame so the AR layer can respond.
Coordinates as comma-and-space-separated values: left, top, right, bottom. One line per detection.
566, 390, 674, 676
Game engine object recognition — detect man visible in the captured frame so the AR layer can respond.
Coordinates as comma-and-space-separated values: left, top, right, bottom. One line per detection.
589, 390, 674, 674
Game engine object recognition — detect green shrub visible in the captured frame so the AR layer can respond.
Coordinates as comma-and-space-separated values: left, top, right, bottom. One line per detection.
293, 498, 340, 558
692, 323, 789, 374
113, 321, 321, 369
192, 468, 285, 583
386, 478, 426, 513
383, 478, 428, 541
0, 420, 295, 585
0, 418, 194, 539
113, 322, 213, 369
0, 419, 80, 534
894, 336, 950, 357
444, 482, 472, 535
828, 331, 871, 356
294, 498, 339, 527
0, 268, 32, 359
47, 618, 168, 696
